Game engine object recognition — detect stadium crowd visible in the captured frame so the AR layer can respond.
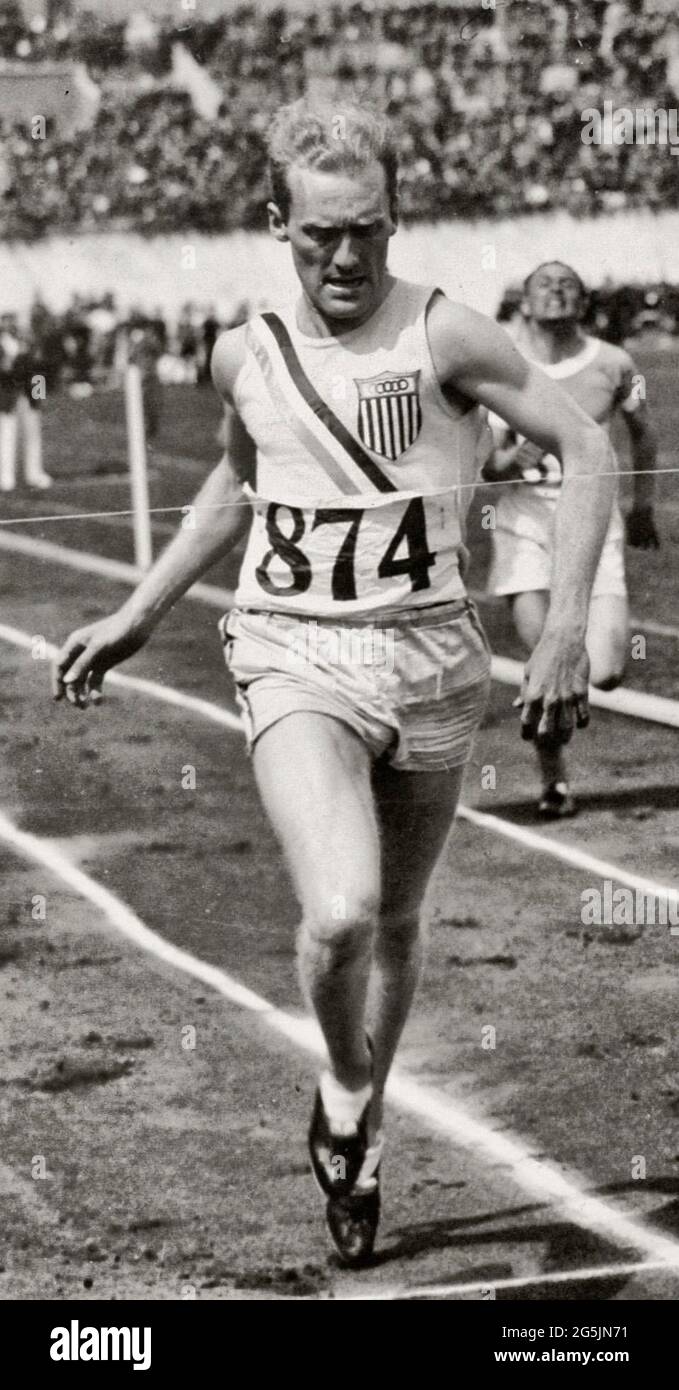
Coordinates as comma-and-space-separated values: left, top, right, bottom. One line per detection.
1, 293, 249, 393
0, 290, 252, 485
1, 1, 679, 237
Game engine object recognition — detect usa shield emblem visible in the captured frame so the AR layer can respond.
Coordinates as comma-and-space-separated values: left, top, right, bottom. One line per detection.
355, 370, 422, 461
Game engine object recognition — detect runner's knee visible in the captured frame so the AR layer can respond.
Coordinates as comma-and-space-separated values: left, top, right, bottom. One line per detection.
300, 893, 379, 959
374, 911, 421, 962
586, 599, 628, 689
589, 644, 626, 689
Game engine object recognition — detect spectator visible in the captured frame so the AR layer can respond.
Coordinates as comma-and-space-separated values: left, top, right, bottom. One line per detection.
0, 324, 51, 490
0, 1, 678, 237
0, 323, 21, 491
15, 334, 52, 489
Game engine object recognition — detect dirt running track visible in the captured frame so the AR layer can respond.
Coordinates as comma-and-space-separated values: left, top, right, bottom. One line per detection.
2, 535, 679, 1302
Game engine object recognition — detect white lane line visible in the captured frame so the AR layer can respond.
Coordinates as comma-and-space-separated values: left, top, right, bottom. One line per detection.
3, 619, 679, 912
0, 622, 242, 733
5, 618, 679, 911
636, 617, 679, 641
2, 803, 679, 1268
0, 530, 234, 611
3, 624, 679, 1267
470, 588, 679, 645
458, 805, 679, 916
5, 529, 679, 644
490, 653, 679, 730
48, 473, 153, 488
0, 808, 305, 1022
4, 529, 679, 729
347, 1257, 679, 1301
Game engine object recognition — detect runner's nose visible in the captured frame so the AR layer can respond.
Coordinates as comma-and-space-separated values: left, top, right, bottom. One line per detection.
332, 234, 361, 272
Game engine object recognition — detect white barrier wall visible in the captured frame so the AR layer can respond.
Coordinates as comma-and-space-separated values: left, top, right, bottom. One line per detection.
3, 208, 678, 323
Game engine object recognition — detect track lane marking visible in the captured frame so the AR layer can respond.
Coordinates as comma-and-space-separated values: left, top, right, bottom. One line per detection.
4, 530, 679, 724
490, 652, 679, 730
2, 802, 679, 1267
3, 618, 679, 915
458, 805, 679, 915
469, 587, 679, 645
4, 621, 679, 913
0, 623, 242, 732
0, 530, 235, 610
633, 617, 679, 641
3, 622, 679, 1267
347, 1257, 679, 1300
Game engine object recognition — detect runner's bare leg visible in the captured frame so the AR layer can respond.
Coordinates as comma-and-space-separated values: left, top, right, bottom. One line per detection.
253, 710, 464, 1140
585, 593, 627, 689
253, 712, 378, 1093
367, 760, 464, 1138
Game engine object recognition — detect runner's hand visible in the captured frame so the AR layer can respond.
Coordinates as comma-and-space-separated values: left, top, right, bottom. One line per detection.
625, 504, 659, 549
52, 611, 148, 708
511, 439, 547, 473
481, 438, 546, 484
514, 627, 590, 745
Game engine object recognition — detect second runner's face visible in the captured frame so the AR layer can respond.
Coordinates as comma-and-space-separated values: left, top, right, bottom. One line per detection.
268, 161, 397, 330
524, 264, 583, 326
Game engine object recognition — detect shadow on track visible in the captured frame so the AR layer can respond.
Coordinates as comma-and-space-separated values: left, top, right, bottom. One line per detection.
372, 1201, 634, 1298
480, 782, 679, 823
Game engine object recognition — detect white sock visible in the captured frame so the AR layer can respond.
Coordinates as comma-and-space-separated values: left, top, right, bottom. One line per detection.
320, 1070, 372, 1137
354, 1134, 384, 1193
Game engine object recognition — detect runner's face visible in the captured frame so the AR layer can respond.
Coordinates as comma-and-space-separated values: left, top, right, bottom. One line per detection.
271, 162, 396, 326
524, 264, 583, 325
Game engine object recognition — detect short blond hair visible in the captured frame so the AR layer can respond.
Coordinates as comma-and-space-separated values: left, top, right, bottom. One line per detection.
267, 99, 399, 219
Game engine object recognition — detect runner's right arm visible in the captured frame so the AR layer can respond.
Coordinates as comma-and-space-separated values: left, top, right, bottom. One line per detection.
53, 330, 253, 706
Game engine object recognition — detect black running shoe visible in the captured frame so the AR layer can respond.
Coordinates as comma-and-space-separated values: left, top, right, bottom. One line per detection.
308, 1085, 371, 1199
326, 1182, 381, 1268
538, 781, 577, 819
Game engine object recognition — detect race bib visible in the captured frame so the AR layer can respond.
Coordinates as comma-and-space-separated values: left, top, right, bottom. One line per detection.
236, 491, 467, 615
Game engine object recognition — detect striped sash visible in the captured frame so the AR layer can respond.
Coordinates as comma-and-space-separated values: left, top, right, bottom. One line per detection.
247, 312, 397, 497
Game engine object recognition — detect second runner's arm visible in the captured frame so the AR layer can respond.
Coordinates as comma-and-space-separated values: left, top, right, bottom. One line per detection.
427, 297, 616, 742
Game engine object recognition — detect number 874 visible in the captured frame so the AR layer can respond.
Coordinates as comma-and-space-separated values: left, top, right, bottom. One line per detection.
255, 498, 437, 601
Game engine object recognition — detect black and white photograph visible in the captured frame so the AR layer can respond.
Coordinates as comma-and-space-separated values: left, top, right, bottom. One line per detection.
2, 0, 679, 1337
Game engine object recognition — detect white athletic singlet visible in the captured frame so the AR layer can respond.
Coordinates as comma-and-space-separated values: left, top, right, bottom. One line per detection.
491, 332, 641, 500
232, 279, 491, 616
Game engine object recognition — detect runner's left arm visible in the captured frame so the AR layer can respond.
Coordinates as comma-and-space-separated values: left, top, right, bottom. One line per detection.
53, 328, 254, 707
428, 297, 616, 743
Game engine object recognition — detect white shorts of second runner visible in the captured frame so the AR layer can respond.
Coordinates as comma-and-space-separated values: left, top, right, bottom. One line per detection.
486, 489, 627, 599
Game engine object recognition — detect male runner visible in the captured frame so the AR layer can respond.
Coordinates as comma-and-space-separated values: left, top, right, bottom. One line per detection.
54, 104, 615, 1266
483, 260, 658, 818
